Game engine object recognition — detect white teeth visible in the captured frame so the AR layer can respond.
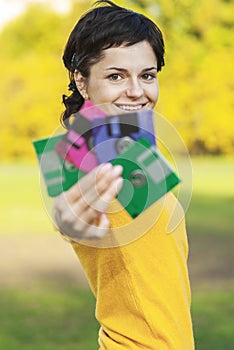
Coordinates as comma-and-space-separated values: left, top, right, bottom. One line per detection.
118, 105, 143, 111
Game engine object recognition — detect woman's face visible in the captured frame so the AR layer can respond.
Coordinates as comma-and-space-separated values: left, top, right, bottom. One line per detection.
75, 40, 159, 114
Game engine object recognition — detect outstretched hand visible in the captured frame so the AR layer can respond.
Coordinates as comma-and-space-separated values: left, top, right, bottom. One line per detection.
53, 163, 123, 241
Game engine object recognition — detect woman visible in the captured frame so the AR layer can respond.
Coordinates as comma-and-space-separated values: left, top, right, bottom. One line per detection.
54, 1, 194, 349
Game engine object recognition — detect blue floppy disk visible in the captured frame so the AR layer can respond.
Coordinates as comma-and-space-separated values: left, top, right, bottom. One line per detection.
33, 134, 85, 197
111, 137, 180, 218
92, 109, 156, 163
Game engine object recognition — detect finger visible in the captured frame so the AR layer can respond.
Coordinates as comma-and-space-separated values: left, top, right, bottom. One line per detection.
55, 209, 87, 239
64, 163, 116, 203
78, 165, 123, 208
71, 201, 101, 225
57, 200, 104, 233
91, 177, 123, 212
65, 163, 123, 210
53, 192, 70, 214
65, 212, 110, 241
84, 213, 110, 239
55, 203, 110, 241
71, 172, 123, 217
52, 164, 109, 215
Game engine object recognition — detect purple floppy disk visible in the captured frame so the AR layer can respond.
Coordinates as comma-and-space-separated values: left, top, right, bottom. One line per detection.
92, 109, 156, 163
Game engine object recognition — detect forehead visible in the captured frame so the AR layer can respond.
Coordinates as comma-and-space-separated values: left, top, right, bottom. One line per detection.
96, 41, 157, 70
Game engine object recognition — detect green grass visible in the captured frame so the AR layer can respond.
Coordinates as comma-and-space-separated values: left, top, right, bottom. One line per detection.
186, 156, 234, 236
191, 156, 234, 197
0, 285, 99, 350
0, 162, 52, 234
187, 193, 233, 236
192, 290, 234, 350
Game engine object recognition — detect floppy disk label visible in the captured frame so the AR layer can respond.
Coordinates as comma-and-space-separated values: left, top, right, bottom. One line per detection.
92, 109, 156, 163
33, 134, 84, 197
111, 137, 180, 218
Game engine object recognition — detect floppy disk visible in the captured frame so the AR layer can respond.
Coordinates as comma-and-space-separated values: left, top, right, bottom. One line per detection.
33, 134, 84, 197
111, 137, 180, 218
92, 109, 156, 163
79, 99, 107, 121
55, 114, 97, 172
55, 101, 107, 172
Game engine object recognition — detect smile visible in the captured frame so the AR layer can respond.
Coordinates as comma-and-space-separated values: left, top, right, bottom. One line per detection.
115, 104, 146, 111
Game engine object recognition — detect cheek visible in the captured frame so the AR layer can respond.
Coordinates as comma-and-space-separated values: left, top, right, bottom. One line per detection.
155, 89, 159, 103
88, 83, 121, 103
149, 83, 159, 104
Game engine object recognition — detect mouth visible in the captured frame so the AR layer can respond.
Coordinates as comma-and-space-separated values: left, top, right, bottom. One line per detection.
114, 103, 148, 112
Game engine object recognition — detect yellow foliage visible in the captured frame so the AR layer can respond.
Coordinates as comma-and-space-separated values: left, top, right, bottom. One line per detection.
0, 0, 233, 160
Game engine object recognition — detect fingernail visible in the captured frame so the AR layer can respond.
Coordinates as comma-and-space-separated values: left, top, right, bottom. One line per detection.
99, 163, 112, 173
100, 213, 109, 224
115, 177, 123, 192
112, 165, 123, 177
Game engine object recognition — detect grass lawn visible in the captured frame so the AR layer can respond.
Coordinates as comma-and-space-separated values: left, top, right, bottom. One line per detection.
186, 156, 234, 236
0, 157, 233, 349
0, 286, 98, 350
192, 289, 234, 350
0, 162, 52, 235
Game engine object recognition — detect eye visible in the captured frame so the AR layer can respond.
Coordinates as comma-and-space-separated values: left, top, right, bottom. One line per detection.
108, 73, 122, 81
141, 73, 156, 81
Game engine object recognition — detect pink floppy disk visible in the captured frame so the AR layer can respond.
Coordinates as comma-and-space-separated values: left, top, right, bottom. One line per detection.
55, 128, 97, 173
80, 100, 107, 121
55, 100, 107, 173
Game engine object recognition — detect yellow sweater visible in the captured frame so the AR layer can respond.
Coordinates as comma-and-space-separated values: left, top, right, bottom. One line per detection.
72, 192, 194, 349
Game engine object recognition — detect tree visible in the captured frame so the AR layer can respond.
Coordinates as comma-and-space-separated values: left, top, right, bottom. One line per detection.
0, 0, 233, 159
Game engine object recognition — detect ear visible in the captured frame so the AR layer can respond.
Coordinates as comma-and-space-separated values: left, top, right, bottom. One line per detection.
74, 71, 89, 100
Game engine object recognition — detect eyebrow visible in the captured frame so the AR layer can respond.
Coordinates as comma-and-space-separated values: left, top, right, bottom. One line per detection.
105, 66, 157, 72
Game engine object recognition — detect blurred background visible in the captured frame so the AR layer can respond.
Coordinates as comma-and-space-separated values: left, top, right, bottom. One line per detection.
0, 0, 233, 349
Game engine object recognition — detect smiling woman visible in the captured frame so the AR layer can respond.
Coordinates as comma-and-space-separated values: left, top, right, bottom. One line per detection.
53, 1, 195, 349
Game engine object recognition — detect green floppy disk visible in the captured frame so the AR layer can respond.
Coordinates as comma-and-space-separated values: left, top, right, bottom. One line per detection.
33, 134, 85, 197
111, 137, 181, 218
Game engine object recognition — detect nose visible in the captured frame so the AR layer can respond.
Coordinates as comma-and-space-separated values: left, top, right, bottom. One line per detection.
126, 78, 144, 98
